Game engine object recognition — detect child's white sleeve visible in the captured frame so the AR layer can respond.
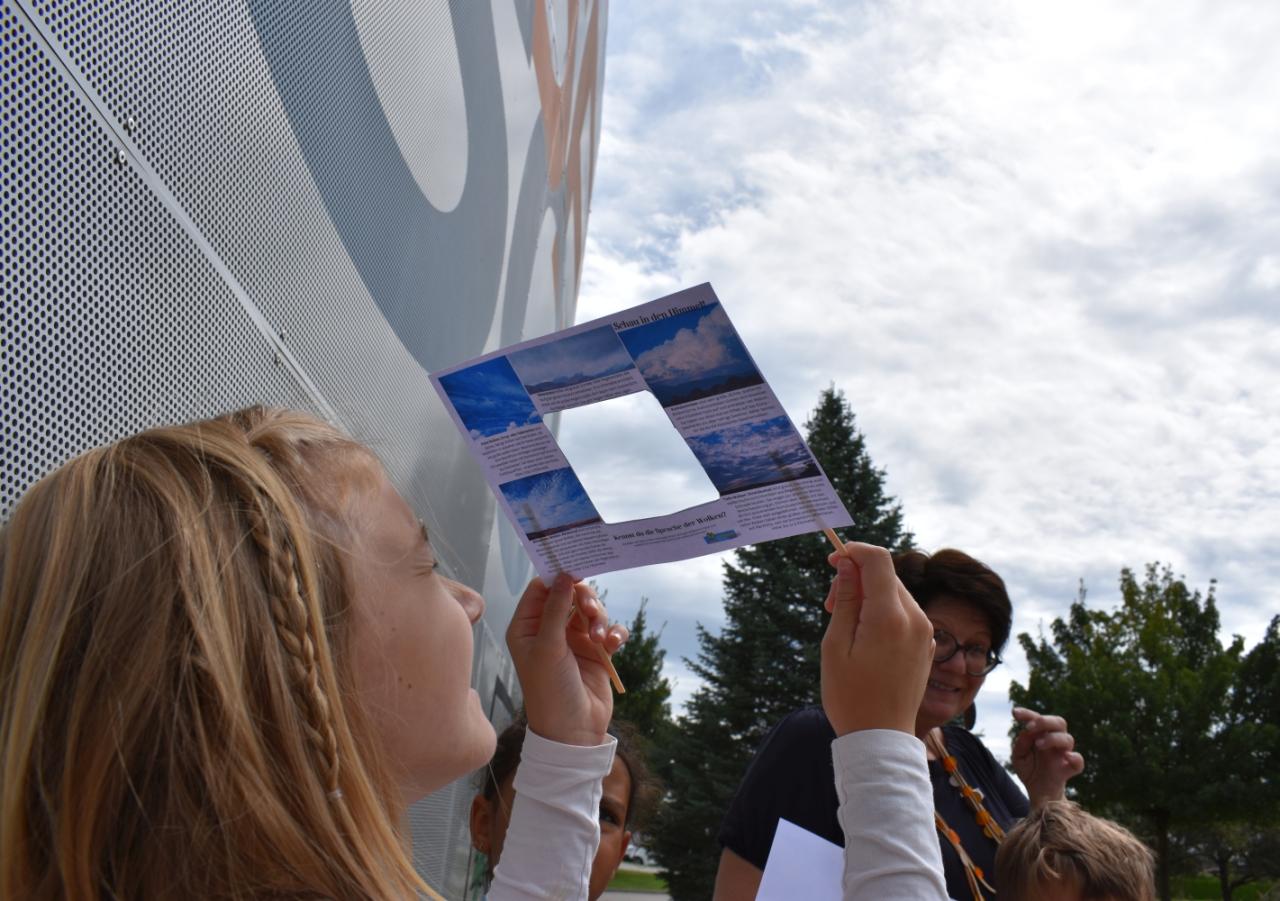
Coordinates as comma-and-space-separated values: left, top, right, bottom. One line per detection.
488, 730, 616, 900
832, 729, 948, 900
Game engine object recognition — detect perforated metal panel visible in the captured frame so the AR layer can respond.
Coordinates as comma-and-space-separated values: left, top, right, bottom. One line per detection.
2, 3, 315, 519
5, 0, 606, 894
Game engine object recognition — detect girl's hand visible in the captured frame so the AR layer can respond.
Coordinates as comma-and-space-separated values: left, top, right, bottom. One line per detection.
1011, 706, 1086, 806
506, 574, 628, 747
821, 545, 935, 736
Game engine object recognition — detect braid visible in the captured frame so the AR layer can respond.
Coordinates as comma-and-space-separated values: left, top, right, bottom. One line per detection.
242, 490, 343, 798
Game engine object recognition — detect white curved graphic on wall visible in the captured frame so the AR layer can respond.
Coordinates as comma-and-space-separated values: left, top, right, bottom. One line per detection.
546, 0, 570, 84
528, 207, 561, 338
351, 0, 467, 212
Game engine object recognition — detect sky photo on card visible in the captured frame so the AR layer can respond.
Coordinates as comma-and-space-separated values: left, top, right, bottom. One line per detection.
437, 357, 542, 438
500, 467, 603, 539
618, 303, 763, 406
686, 415, 820, 494
508, 324, 636, 394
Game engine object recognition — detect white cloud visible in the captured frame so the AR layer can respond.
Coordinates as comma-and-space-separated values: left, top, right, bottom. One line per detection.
565, 0, 1280, 763
633, 306, 738, 383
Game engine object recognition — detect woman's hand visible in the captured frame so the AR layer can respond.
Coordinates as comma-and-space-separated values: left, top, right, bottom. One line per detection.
821, 544, 935, 736
1011, 706, 1086, 806
507, 574, 628, 747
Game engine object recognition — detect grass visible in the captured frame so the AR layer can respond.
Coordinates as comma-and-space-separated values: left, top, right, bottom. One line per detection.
1171, 874, 1275, 900
607, 866, 668, 893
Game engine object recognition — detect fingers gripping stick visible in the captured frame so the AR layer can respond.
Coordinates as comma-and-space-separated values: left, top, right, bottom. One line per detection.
521, 499, 625, 694
569, 603, 626, 695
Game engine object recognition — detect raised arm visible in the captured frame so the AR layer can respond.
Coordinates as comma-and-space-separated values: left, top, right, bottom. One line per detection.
491, 575, 627, 900
821, 545, 948, 901
1011, 706, 1085, 808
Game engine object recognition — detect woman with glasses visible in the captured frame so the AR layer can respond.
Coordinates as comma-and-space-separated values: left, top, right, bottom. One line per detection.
713, 548, 1085, 901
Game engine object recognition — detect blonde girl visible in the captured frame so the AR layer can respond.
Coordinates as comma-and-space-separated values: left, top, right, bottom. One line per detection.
0, 407, 625, 899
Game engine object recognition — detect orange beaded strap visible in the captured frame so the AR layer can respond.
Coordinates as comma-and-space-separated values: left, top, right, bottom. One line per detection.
933, 811, 996, 900
926, 729, 1002, 901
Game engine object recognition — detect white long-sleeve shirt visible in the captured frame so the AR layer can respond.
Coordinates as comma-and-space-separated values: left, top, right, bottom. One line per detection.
833, 729, 948, 900
489, 730, 616, 900
490, 727, 946, 900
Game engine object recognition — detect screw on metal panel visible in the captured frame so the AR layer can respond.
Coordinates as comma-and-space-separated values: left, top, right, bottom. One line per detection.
124, 115, 137, 134
274, 352, 282, 366
112, 147, 126, 165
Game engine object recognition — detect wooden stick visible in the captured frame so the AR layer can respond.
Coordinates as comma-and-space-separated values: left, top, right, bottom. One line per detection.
572, 606, 626, 695
823, 526, 848, 556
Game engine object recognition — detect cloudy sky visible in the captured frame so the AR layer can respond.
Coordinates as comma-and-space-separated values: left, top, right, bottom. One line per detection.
438, 356, 542, 437
558, 0, 1280, 765
685, 415, 819, 494
508, 325, 634, 392
502, 466, 600, 536
620, 303, 759, 401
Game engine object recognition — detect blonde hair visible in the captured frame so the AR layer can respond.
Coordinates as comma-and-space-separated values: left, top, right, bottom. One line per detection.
0, 407, 435, 899
995, 800, 1156, 901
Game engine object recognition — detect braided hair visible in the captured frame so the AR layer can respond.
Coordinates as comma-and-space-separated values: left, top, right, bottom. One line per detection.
0, 407, 438, 899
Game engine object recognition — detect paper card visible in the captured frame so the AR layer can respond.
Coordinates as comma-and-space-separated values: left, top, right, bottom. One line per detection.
430, 283, 853, 580
757, 818, 844, 900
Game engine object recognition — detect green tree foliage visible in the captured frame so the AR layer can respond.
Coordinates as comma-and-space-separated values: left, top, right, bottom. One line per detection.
650, 387, 912, 900
1181, 822, 1280, 901
1231, 616, 1280, 812
1008, 565, 1272, 901
1193, 617, 1280, 900
610, 597, 675, 744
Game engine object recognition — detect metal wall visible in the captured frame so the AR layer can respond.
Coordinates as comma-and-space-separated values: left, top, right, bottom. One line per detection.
2, 0, 606, 894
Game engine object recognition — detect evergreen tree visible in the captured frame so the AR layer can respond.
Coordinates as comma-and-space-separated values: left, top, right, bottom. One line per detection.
610, 598, 675, 743
1009, 565, 1252, 901
650, 387, 912, 899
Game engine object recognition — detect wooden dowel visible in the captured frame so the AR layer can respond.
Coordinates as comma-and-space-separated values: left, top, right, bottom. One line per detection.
573, 607, 626, 694
823, 526, 847, 556
598, 642, 626, 695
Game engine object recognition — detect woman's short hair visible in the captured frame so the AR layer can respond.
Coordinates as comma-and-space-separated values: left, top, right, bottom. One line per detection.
995, 800, 1156, 901
0, 407, 431, 899
893, 548, 1013, 653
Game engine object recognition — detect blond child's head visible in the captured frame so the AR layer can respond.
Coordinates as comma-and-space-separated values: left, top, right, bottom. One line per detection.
995, 800, 1156, 901
0, 407, 496, 899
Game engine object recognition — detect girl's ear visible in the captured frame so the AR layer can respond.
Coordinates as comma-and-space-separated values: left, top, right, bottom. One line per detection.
469, 794, 492, 853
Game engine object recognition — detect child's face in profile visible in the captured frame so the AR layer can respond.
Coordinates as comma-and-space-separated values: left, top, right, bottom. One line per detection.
472, 753, 633, 901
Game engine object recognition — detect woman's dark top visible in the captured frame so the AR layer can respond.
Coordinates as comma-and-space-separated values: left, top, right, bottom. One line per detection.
718, 705, 1030, 900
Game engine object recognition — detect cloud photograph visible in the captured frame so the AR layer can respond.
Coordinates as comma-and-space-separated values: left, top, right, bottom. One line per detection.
437, 356, 541, 438
686, 415, 820, 495
507, 324, 636, 394
617, 302, 763, 406
499, 467, 603, 539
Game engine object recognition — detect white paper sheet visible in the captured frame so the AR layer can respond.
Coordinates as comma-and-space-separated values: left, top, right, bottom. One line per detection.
757, 818, 845, 900
430, 283, 853, 580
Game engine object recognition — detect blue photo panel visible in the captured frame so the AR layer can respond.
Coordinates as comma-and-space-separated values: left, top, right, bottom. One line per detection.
617, 303, 763, 407
437, 356, 542, 438
499, 467, 603, 539
508, 324, 636, 394
686, 415, 820, 495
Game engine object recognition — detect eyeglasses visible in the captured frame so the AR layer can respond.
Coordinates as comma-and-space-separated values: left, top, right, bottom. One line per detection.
933, 629, 1001, 676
